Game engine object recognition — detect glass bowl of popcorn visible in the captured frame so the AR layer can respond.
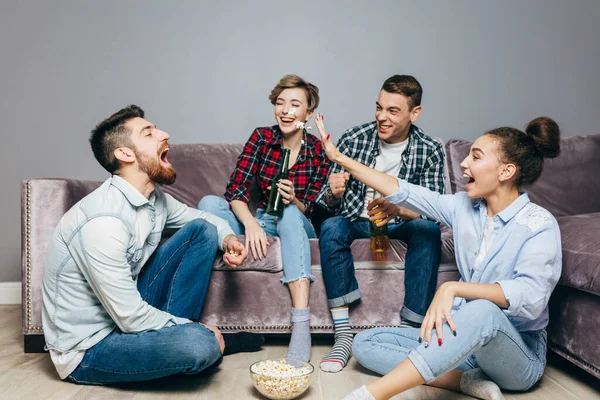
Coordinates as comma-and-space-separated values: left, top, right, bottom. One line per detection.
249, 358, 314, 400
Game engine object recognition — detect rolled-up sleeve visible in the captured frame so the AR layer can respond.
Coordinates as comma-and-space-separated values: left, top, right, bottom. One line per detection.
497, 222, 562, 320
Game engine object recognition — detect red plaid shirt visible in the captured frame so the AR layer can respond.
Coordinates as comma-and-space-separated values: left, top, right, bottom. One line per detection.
225, 126, 330, 215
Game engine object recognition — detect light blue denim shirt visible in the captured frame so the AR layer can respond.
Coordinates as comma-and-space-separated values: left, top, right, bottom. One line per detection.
387, 179, 562, 332
42, 175, 234, 353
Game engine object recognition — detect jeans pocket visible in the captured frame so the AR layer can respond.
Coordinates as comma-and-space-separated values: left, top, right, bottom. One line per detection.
521, 330, 547, 364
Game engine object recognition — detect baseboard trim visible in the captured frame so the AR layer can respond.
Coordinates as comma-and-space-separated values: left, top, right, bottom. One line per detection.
0, 282, 21, 304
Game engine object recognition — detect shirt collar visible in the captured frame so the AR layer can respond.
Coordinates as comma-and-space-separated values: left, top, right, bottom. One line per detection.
496, 193, 530, 223
110, 175, 151, 207
472, 193, 530, 223
265, 125, 316, 158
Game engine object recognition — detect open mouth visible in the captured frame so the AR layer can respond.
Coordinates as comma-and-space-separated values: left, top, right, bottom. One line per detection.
464, 174, 475, 187
378, 123, 392, 132
159, 147, 170, 165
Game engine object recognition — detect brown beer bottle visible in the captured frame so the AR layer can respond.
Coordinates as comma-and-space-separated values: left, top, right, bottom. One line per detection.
266, 147, 291, 218
370, 192, 390, 252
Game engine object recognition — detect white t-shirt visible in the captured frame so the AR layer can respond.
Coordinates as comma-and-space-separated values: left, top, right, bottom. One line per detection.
474, 217, 495, 270
360, 138, 408, 219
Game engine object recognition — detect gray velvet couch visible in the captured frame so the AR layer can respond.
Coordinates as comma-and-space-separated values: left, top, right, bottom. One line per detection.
21, 142, 460, 353
21, 135, 600, 381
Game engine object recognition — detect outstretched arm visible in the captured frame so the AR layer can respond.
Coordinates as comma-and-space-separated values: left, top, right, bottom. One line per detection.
314, 114, 399, 197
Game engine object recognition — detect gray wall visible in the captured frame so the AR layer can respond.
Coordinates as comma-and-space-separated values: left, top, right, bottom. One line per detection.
1, 0, 599, 282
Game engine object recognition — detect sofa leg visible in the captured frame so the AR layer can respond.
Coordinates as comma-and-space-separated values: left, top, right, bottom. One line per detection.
24, 335, 47, 353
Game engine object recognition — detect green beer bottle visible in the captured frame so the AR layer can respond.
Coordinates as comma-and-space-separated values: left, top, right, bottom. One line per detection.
266, 147, 291, 218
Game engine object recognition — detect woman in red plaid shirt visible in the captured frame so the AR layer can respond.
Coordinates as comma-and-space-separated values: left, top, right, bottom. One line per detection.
199, 75, 330, 362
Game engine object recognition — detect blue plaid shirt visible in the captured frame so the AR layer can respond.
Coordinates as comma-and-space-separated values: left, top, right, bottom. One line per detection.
315, 122, 445, 222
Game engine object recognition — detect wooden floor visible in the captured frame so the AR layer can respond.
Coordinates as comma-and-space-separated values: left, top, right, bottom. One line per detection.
1, 305, 598, 400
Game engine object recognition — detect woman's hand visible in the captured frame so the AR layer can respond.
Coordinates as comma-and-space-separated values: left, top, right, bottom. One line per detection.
244, 220, 269, 261
314, 113, 341, 162
274, 179, 296, 205
222, 234, 248, 268
419, 282, 457, 348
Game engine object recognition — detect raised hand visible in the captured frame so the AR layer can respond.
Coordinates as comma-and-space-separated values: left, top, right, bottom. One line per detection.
314, 113, 340, 162
329, 172, 350, 199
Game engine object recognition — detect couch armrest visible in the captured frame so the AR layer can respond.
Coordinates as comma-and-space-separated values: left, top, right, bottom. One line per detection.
21, 178, 102, 336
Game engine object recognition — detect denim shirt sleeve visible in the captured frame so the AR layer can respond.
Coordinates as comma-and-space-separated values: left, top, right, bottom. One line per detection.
385, 177, 458, 228
496, 220, 562, 320
163, 193, 234, 251
69, 217, 191, 333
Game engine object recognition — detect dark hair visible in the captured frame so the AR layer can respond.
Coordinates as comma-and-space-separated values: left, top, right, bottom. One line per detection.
90, 105, 144, 173
381, 75, 423, 110
269, 74, 320, 112
487, 117, 560, 186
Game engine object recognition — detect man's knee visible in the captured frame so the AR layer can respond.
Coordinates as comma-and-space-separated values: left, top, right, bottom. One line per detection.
407, 219, 441, 242
185, 219, 218, 247
180, 324, 222, 370
197, 195, 224, 213
320, 216, 349, 240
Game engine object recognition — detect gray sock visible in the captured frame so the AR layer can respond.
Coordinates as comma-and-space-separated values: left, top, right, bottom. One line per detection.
460, 368, 505, 400
343, 385, 375, 400
285, 307, 311, 362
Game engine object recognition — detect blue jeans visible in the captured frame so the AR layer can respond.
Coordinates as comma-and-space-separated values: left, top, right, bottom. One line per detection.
319, 216, 441, 324
68, 219, 223, 385
198, 195, 317, 283
353, 299, 547, 390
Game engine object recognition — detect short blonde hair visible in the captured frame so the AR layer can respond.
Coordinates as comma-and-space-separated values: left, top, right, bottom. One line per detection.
269, 74, 320, 112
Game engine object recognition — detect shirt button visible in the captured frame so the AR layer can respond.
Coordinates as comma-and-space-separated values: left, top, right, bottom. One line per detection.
151, 217, 155, 222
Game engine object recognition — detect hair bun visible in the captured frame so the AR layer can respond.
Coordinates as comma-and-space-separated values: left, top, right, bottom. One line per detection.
525, 117, 561, 159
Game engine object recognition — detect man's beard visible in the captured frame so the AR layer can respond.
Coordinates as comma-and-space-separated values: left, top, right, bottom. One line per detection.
135, 150, 177, 185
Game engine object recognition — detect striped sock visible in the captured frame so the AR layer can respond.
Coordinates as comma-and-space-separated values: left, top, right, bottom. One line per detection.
399, 319, 421, 329
320, 307, 353, 373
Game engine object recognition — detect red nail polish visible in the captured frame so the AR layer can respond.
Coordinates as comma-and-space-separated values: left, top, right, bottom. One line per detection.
438, 338, 443, 346
326, 134, 330, 140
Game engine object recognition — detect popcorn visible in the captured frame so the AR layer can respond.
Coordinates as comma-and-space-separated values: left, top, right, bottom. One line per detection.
229, 249, 239, 258
250, 359, 312, 400
286, 108, 296, 117
294, 121, 312, 131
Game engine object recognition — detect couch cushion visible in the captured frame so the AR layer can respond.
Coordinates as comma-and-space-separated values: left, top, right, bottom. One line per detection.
213, 235, 457, 272
163, 143, 260, 212
556, 213, 600, 296
445, 134, 600, 217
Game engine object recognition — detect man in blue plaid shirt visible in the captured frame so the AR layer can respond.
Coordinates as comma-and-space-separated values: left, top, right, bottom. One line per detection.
315, 75, 445, 373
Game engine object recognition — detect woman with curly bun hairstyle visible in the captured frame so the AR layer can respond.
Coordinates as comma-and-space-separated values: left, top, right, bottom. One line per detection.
315, 115, 561, 400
